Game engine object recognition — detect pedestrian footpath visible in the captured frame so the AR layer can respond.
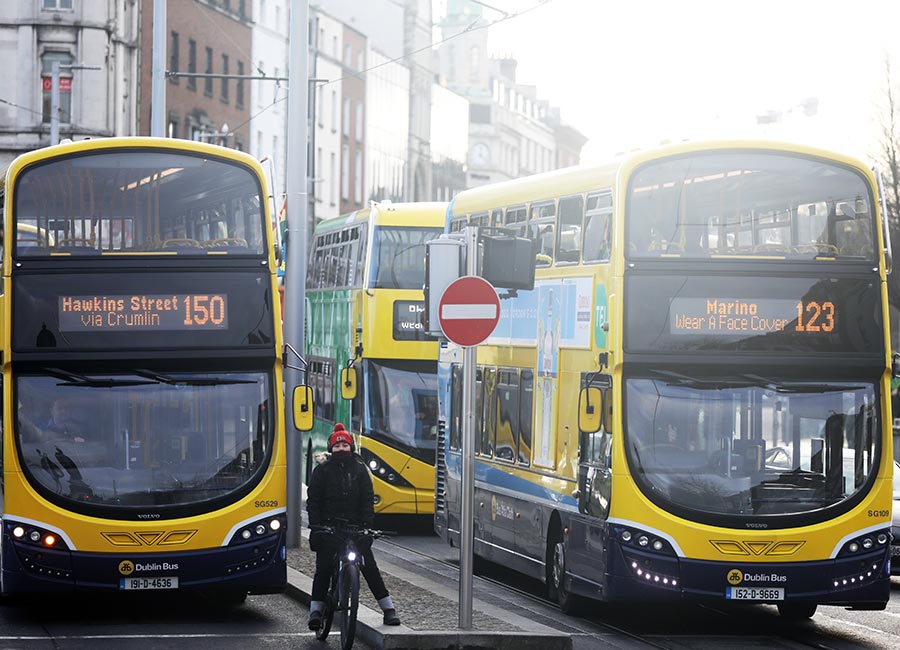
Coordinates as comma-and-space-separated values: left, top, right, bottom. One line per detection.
285, 532, 572, 650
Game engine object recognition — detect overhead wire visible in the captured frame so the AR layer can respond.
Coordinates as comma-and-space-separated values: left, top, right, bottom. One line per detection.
221, 0, 553, 139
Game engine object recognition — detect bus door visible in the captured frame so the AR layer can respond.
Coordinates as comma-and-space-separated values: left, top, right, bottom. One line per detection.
570, 373, 613, 586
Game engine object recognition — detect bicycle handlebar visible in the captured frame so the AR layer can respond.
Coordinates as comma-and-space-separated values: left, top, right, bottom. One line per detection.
309, 523, 393, 539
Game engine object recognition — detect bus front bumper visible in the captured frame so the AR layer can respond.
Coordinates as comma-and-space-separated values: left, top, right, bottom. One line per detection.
1, 527, 287, 596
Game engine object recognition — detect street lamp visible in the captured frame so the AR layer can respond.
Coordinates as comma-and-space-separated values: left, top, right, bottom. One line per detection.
49, 61, 101, 146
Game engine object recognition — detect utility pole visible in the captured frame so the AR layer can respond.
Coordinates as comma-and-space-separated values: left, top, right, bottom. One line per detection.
49, 62, 101, 146
150, 0, 167, 137
284, 0, 310, 548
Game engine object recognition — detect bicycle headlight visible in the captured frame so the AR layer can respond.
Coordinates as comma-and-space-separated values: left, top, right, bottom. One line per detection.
347, 551, 357, 562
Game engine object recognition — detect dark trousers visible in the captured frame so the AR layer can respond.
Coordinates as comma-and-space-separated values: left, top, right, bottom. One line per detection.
311, 536, 389, 602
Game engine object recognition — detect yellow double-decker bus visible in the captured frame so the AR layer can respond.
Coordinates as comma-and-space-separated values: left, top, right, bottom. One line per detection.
0, 137, 295, 603
435, 140, 896, 618
305, 202, 445, 515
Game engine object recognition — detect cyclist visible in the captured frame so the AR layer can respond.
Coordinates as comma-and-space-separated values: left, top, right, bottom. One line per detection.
307, 423, 401, 630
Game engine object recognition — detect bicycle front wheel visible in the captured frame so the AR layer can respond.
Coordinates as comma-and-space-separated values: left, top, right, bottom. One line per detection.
338, 562, 360, 650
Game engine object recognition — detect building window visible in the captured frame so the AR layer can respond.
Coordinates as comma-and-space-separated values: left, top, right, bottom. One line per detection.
354, 149, 363, 204
330, 90, 337, 133
344, 43, 352, 66
41, 51, 73, 124
167, 115, 178, 138
42, 0, 73, 9
221, 54, 229, 102
236, 61, 245, 108
330, 152, 336, 205
355, 101, 363, 143
342, 97, 350, 137
341, 144, 349, 200
187, 39, 197, 90
204, 47, 213, 96
316, 146, 322, 185
169, 32, 179, 83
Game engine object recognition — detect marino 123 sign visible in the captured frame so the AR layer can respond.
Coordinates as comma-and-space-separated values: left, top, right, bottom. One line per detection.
670, 297, 835, 336
58, 294, 229, 331
624, 274, 884, 355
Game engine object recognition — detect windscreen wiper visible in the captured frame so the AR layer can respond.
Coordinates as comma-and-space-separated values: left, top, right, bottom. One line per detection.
43, 368, 156, 387
134, 370, 256, 386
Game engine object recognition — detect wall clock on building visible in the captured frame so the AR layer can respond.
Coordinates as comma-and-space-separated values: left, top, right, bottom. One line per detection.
471, 142, 490, 167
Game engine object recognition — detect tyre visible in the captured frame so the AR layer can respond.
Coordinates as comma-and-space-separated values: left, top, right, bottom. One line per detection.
777, 602, 817, 620
546, 528, 582, 615
338, 562, 360, 650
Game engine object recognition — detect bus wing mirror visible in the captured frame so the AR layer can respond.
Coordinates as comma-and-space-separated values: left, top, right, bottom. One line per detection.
340, 367, 357, 400
893, 352, 900, 379
578, 386, 603, 433
292, 385, 314, 431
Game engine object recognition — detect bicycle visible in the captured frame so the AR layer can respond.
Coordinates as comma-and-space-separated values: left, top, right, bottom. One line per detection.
310, 522, 386, 650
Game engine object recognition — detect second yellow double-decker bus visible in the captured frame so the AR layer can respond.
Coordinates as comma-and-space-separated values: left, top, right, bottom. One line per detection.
435, 139, 895, 618
0, 137, 292, 603
305, 201, 445, 515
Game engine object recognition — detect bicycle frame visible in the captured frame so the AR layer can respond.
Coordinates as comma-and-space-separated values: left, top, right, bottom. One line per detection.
313, 524, 378, 650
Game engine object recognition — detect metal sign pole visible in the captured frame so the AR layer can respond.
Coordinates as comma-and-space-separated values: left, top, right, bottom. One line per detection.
50, 62, 60, 145
459, 225, 478, 629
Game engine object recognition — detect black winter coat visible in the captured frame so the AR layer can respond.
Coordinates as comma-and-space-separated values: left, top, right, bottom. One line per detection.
306, 452, 374, 528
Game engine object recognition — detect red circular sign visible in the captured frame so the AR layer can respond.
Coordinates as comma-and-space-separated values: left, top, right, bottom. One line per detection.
438, 276, 500, 347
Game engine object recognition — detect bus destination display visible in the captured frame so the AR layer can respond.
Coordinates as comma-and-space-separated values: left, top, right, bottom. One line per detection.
670, 297, 834, 336
59, 294, 228, 332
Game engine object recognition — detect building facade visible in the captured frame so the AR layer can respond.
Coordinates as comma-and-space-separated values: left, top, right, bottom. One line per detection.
138, 0, 252, 149
251, 0, 290, 199
435, 0, 585, 188
0, 0, 139, 167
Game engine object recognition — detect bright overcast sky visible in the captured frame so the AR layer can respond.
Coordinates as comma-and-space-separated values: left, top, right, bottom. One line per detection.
436, 0, 900, 165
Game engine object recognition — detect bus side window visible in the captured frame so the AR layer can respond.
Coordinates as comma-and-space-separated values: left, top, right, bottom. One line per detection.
471, 211, 489, 230
556, 195, 584, 263
450, 364, 462, 452
474, 367, 484, 455
354, 226, 367, 287
495, 369, 518, 462
481, 367, 496, 458
530, 201, 556, 266
518, 370, 533, 466
583, 191, 613, 263
504, 205, 528, 238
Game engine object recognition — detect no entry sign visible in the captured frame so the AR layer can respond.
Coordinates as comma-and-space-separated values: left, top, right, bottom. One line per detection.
438, 276, 500, 347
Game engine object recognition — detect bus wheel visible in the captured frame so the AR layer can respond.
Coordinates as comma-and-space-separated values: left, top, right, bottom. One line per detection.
777, 602, 816, 620
546, 529, 580, 614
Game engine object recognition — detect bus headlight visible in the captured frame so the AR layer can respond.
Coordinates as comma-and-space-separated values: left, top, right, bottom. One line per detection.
228, 514, 287, 546
358, 449, 413, 488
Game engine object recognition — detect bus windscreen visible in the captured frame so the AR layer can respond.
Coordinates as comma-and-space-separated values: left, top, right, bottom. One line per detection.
626, 152, 875, 260
13, 150, 265, 256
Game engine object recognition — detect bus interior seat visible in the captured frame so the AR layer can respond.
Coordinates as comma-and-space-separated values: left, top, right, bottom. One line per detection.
160, 238, 204, 252
205, 237, 249, 249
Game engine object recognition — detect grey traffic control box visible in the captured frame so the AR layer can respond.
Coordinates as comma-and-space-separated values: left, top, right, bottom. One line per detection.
425, 235, 465, 336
